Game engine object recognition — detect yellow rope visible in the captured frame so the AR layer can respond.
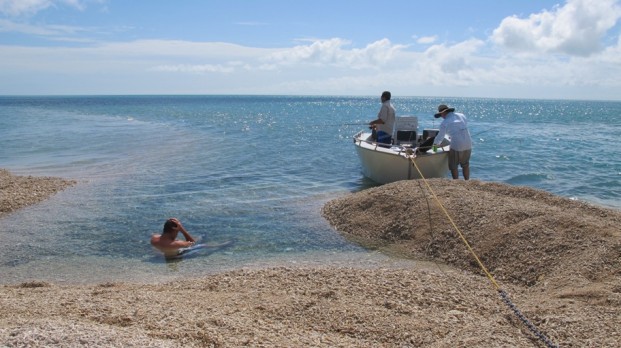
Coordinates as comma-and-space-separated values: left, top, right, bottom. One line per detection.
408, 153, 500, 290
407, 152, 558, 347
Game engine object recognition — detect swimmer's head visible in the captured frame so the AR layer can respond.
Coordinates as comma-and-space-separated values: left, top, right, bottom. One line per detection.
163, 219, 178, 233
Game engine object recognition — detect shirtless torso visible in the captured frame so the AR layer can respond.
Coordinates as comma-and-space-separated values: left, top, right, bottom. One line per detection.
151, 218, 196, 257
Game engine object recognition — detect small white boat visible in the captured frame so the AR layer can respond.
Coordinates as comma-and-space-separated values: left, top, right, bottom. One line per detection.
353, 116, 449, 184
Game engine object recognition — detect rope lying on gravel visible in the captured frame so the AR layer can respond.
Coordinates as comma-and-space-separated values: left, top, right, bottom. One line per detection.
407, 151, 558, 348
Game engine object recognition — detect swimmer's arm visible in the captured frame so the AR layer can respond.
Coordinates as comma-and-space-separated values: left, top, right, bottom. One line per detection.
177, 223, 196, 243
168, 240, 195, 248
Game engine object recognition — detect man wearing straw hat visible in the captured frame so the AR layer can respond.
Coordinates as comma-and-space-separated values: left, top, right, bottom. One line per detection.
433, 104, 472, 180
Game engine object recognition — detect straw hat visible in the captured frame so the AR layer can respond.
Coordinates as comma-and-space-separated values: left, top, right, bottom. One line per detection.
434, 104, 455, 118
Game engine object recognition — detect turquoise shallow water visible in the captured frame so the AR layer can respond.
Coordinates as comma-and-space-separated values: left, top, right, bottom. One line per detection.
1, 95, 620, 284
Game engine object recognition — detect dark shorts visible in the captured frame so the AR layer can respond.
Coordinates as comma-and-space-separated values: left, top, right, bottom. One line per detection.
448, 149, 471, 171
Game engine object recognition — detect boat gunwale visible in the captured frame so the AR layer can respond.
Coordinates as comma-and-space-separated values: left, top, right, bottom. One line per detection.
353, 131, 448, 158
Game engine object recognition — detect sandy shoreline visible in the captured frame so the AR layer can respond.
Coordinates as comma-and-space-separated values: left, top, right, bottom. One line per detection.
1, 170, 620, 347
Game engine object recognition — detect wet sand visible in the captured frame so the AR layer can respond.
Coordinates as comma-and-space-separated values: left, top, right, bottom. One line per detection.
1, 170, 620, 347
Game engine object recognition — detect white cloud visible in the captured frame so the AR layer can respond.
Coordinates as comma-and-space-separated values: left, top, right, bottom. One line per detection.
415, 35, 437, 44
598, 35, 621, 64
2, 32, 621, 99
151, 64, 236, 74
0, 0, 89, 17
492, 0, 621, 56
91, 40, 271, 60
0, 40, 277, 79
0, 0, 51, 16
265, 38, 406, 69
1, 0, 621, 99
0, 18, 89, 37
0, 37, 406, 78
420, 39, 486, 84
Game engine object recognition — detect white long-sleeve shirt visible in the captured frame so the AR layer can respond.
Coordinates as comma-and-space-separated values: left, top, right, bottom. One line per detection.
377, 100, 396, 135
433, 112, 472, 151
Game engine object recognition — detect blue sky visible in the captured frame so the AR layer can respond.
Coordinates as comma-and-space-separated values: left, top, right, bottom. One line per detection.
1, 0, 621, 100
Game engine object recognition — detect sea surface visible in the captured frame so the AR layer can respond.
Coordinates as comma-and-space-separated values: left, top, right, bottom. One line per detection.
1, 95, 620, 284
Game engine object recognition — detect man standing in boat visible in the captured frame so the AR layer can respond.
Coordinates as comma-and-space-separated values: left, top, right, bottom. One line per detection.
369, 91, 396, 145
433, 104, 472, 180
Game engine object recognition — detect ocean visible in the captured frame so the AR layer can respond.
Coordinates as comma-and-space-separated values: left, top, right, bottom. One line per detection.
1, 95, 620, 284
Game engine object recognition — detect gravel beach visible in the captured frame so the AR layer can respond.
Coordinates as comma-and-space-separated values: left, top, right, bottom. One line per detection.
0, 169, 76, 219
1, 171, 620, 347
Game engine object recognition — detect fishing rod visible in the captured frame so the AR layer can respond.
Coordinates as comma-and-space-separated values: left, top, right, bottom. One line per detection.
327, 123, 502, 134
317, 123, 371, 127
472, 125, 503, 137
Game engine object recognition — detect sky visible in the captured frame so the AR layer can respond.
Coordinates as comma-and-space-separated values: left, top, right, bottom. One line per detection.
1, 0, 621, 100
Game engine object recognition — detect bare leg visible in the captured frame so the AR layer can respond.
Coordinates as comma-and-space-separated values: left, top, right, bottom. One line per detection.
463, 166, 470, 180
451, 168, 459, 179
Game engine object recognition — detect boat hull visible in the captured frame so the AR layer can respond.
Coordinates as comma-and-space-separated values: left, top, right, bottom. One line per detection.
354, 132, 449, 184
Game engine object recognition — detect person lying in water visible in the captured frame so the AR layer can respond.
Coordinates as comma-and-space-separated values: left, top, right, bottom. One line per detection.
150, 218, 197, 257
